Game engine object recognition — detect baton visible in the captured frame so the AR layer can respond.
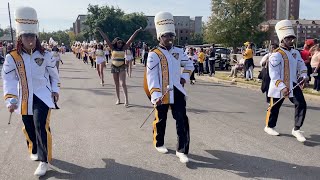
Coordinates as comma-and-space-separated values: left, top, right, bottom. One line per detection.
54, 96, 60, 109
140, 85, 172, 128
267, 79, 305, 111
8, 98, 18, 125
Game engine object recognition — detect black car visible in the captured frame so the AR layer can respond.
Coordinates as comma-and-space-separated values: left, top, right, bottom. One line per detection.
215, 47, 231, 70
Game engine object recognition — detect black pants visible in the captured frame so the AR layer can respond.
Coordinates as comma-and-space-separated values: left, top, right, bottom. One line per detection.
153, 87, 190, 154
22, 95, 52, 162
306, 63, 312, 82
198, 63, 204, 75
83, 55, 88, 64
89, 57, 96, 68
105, 54, 109, 63
312, 67, 320, 91
265, 84, 307, 129
209, 60, 215, 75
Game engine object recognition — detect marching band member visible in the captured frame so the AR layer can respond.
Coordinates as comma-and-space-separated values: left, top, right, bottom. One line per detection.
95, 44, 106, 85
144, 12, 194, 163
2, 7, 60, 176
96, 26, 142, 107
265, 20, 308, 143
51, 41, 63, 72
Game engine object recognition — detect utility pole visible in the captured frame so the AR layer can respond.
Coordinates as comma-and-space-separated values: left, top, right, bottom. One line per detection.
296, 23, 299, 48
8, 2, 14, 45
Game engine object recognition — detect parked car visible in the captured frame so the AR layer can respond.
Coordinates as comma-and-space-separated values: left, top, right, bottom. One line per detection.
215, 47, 231, 70
255, 48, 269, 56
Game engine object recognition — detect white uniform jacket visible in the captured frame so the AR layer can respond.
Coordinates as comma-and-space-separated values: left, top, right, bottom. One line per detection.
146, 46, 194, 104
2, 50, 60, 115
268, 47, 307, 98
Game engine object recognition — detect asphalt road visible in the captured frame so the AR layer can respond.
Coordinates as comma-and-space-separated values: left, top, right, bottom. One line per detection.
0, 53, 319, 180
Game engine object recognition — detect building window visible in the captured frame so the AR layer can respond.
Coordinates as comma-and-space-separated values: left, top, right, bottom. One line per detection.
180, 37, 183, 40
180, 30, 183, 33
186, 30, 188, 33
186, 37, 188, 40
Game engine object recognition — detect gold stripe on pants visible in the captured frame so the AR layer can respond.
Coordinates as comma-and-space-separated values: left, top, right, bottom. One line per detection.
22, 126, 33, 154
45, 110, 53, 162
265, 98, 273, 127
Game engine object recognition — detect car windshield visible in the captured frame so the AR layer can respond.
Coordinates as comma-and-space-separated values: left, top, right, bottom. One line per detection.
216, 48, 230, 54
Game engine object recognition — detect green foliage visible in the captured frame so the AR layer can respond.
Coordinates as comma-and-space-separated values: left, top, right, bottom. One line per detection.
205, 0, 266, 48
189, 33, 204, 45
84, 5, 155, 44
0, 28, 4, 37
39, 30, 72, 46
84, 4, 151, 43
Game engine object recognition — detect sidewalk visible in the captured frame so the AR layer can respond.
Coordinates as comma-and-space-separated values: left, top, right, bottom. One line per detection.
196, 71, 320, 103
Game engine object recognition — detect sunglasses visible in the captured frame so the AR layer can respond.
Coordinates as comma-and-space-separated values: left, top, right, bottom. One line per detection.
22, 33, 36, 38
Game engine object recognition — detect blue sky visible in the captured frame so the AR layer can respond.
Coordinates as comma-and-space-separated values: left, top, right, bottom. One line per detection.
0, 0, 319, 32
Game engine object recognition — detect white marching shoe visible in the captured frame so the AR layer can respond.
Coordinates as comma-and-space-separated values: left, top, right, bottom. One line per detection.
292, 128, 306, 142
155, 146, 168, 154
34, 162, 48, 176
264, 127, 280, 136
176, 151, 189, 163
30, 153, 38, 161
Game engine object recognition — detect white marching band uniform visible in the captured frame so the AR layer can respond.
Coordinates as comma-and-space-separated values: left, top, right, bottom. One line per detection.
265, 20, 308, 142
3, 51, 60, 115
268, 48, 308, 98
147, 46, 194, 104
2, 6, 60, 176
145, 12, 194, 163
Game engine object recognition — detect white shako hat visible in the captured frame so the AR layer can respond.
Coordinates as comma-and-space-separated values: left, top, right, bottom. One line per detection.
15, 6, 39, 37
154, 12, 176, 40
275, 20, 296, 42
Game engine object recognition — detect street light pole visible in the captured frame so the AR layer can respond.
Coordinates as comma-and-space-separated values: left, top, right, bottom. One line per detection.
296, 23, 299, 48
8, 2, 14, 45
304, 26, 307, 42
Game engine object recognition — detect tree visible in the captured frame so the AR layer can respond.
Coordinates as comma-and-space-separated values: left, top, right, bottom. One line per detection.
84, 4, 151, 43
205, 0, 266, 50
39, 30, 72, 46
0, 28, 4, 37
189, 33, 204, 45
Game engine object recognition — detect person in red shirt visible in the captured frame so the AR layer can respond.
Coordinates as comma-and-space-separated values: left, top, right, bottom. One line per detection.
300, 40, 314, 83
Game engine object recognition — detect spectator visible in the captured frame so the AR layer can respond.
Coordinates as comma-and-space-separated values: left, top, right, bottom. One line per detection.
197, 48, 205, 76
300, 40, 314, 84
243, 43, 254, 81
259, 44, 279, 103
205, 49, 209, 74
188, 48, 198, 84
229, 55, 244, 78
310, 44, 320, 92
208, 44, 216, 77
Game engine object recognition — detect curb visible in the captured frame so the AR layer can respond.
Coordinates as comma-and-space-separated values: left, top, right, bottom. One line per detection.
196, 75, 320, 103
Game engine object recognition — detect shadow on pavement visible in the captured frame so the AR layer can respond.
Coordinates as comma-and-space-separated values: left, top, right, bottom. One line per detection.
126, 105, 245, 115
271, 133, 320, 147
304, 134, 320, 147
60, 77, 93, 80
168, 149, 320, 179
282, 104, 320, 111
187, 108, 245, 114
61, 87, 114, 96
194, 82, 233, 88
41, 159, 180, 180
